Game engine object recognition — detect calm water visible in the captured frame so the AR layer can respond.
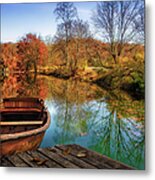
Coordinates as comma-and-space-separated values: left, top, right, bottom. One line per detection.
1, 74, 145, 169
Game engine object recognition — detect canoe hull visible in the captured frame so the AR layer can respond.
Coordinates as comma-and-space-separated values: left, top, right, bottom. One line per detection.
0, 131, 45, 157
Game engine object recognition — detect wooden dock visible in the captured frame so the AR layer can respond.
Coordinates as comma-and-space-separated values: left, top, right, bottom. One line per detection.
1, 144, 134, 169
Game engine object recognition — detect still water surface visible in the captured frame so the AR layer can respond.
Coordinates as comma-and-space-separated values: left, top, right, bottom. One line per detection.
1, 74, 145, 169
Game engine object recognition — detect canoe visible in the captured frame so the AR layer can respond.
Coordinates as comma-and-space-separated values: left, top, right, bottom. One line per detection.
0, 98, 50, 157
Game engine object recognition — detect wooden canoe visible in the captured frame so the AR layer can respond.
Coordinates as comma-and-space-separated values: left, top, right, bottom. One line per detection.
0, 98, 50, 157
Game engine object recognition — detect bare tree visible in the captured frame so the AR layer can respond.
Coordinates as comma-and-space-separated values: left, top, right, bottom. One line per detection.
92, 0, 144, 64
69, 18, 92, 73
54, 2, 93, 73
54, 2, 77, 41
72, 18, 92, 39
54, 2, 77, 66
133, 1, 145, 43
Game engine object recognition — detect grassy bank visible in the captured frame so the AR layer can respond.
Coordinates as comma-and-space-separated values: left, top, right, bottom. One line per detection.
38, 60, 144, 100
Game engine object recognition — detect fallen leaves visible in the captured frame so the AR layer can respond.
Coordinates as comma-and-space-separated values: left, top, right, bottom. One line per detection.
76, 150, 87, 158
50, 148, 57, 153
30, 156, 48, 166
61, 147, 87, 158
37, 159, 48, 166
62, 147, 72, 156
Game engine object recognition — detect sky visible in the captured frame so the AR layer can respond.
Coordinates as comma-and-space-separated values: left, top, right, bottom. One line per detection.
1, 2, 97, 43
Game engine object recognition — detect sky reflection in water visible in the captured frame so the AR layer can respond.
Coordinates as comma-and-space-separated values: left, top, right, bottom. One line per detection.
1, 75, 145, 169
40, 79, 144, 169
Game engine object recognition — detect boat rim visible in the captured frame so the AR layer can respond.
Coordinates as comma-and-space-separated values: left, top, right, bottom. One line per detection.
0, 110, 51, 142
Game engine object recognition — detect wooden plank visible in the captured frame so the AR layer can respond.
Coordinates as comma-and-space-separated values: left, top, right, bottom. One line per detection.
38, 148, 80, 168
5, 154, 29, 167
57, 145, 134, 169
1, 144, 134, 169
80, 145, 133, 169
51, 147, 97, 169
0, 157, 13, 167
57, 145, 111, 169
17, 153, 36, 167
17, 152, 43, 168
3, 98, 40, 102
27, 150, 63, 168
0, 108, 41, 113
0, 124, 39, 134
0, 121, 43, 126
3, 99, 42, 107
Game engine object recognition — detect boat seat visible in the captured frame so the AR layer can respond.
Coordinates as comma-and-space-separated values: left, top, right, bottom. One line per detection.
0, 108, 42, 113
0, 121, 43, 126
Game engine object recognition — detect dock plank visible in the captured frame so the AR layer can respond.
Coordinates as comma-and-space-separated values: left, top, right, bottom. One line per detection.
57, 144, 134, 169
17, 152, 40, 168
56, 145, 111, 169
1, 157, 13, 167
38, 148, 80, 168
1, 144, 134, 169
49, 147, 96, 169
5, 154, 29, 167
27, 150, 63, 168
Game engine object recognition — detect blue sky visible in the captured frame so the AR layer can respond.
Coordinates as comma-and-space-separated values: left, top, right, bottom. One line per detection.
1, 2, 97, 43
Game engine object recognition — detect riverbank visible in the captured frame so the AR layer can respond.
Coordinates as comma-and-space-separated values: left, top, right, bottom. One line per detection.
1, 57, 144, 101
37, 64, 144, 100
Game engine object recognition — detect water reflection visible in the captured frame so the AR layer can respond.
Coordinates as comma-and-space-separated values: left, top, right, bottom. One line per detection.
1, 74, 145, 169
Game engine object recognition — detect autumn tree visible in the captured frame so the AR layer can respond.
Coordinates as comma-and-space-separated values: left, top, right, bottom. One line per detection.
69, 19, 92, 72
92, 0, 144, 64
1, 43, 18, 72
17, 33, 48, 72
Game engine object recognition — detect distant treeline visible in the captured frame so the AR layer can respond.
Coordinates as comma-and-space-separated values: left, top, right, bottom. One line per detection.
0, 1, 144, 99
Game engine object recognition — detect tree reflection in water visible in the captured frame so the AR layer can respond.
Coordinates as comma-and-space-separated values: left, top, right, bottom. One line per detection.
1, 74, 144, 169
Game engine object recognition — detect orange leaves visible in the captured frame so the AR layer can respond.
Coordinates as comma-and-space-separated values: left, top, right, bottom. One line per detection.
38, 79, 48, 99
2, 75, 19, 97
1, 43, 18, 71
17, 33, 48, 68
1, 33, 48, 72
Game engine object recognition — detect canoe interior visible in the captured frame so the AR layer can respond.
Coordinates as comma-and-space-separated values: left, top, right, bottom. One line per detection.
0, 124, 41, 134
0, 110, 47, 135
3, 98, 44, 109
0, 98, 50, 157
0, 98, 48, 134
0, 111, 47, 134
3, 97, 41, 102
1, 111, 41, 121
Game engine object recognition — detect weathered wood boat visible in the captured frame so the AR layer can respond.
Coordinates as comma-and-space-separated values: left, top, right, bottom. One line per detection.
0, 98, 50, 157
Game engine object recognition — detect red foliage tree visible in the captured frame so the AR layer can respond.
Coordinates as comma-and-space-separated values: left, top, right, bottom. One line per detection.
17, 33, 48, 72
1, 43, 18, 72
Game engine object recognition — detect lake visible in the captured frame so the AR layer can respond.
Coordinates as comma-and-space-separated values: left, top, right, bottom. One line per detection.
1, 74, 145, 169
